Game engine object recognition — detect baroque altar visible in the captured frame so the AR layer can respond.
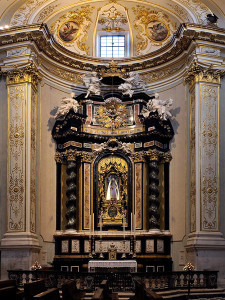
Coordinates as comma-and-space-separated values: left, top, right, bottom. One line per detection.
52, 66, 174, 273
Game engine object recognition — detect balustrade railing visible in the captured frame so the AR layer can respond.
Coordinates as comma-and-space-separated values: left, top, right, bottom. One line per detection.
8, 270, 218, 292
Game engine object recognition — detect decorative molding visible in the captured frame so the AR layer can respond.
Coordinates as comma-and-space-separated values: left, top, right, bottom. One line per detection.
1, 24, 225, 74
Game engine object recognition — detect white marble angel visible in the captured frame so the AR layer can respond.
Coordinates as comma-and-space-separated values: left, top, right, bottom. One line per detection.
141, 92, 173, 120
83, 71, 102, 98
118, 72, 145, 98
55, 92, 80, 119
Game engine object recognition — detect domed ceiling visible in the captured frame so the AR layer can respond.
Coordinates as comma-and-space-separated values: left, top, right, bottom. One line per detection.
0, 0, 225, 59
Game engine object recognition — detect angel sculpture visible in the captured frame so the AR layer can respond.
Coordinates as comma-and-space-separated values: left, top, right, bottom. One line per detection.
118, 72, 145, 98
83, 72, 102, 98
55, 92, 80, 119
141, 92, 173, 120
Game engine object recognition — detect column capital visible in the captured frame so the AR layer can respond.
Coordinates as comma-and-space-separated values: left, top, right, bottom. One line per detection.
55, 152, 64, 164
131, 151, 146, 163
161, 152, 172, 163
80, 152, 95, 163
145, 149, 161, 161
185, 62, 225, 88
65, 149, 79, 161
3, 63, 40, 89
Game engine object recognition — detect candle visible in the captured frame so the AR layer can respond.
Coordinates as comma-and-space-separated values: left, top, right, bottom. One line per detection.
131, 212, 132, 233
134, 213, 136, 237
100, 215, 103, 234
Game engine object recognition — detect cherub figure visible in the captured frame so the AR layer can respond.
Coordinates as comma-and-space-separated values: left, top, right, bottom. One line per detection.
118, 72, 145, 97
83, 72, 102, 98
55, 92, 80, 119
141, 92, 173, 120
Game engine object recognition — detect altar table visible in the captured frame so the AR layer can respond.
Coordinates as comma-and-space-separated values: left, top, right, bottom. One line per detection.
88, 260, 137, 273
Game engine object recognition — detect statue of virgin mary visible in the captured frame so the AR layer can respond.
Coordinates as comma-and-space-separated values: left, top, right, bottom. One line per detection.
106, 177, 119, 200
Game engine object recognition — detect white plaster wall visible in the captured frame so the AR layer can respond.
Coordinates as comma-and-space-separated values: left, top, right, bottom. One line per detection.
159, 84, 187, 243
38, 81, 72, 245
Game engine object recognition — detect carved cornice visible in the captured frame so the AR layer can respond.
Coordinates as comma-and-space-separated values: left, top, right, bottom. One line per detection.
185, 63, 225, 87
3, 63, 40, 89
0, 23, 225, 74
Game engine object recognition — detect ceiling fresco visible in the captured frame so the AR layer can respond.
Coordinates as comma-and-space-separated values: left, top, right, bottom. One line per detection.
0, 0, 224, 58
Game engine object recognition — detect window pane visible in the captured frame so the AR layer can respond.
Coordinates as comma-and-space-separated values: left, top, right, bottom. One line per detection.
100, 35, 125, 58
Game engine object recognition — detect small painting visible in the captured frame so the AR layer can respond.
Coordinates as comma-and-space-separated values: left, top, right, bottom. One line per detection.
147, 21, 168, 42
58, 21, 79, 42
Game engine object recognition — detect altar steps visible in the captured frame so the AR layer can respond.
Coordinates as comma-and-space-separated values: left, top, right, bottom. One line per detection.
157, 288, 225, 299
81, 289, 225, 300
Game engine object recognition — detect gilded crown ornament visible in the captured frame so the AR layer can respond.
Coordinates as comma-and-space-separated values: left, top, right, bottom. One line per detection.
100, 59, 126, 78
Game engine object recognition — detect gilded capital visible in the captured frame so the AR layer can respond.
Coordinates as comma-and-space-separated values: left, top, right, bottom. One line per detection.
55, 152, 64, 163
81, 152, 94, 163
145, 149, 160, 161
131, 152, 146, 163
65, 149, 78, 161
4, 63, 40, 89
185, 63, 224, 88
162, 152, 172, 163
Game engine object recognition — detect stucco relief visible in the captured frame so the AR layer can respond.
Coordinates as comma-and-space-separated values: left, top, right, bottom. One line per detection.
132, 5, 176, 55
10, 0, 47, 26
178, 0, 211, 24
51, 5, 94, 55
8, 84, 26, 231
201, 84, 219, 231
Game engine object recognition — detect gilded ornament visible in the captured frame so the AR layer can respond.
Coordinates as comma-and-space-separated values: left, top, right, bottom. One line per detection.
185, 63, 225, 87
98, 5, 128, 32
132, 6, 176, 55
52, 5, 94, 55
95, 97, 128, 132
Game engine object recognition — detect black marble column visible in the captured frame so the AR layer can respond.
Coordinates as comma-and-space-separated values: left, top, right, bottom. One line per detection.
148, 157, 160, 230
65, 159, 77, 230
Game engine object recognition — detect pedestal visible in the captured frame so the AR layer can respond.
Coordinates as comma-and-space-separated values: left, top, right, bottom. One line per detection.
0, 232, 41, 279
